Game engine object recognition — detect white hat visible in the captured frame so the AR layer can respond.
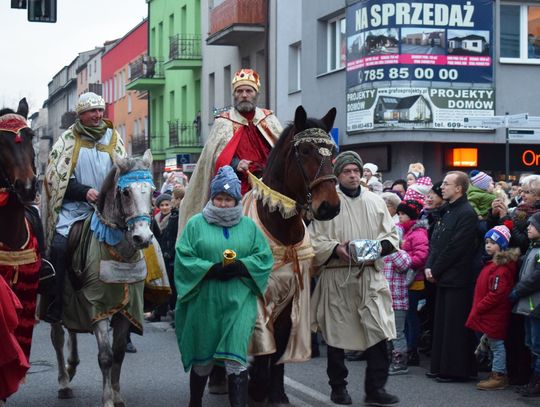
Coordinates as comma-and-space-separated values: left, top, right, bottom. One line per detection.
363, 163, 378, 174
76, 92, 105, 114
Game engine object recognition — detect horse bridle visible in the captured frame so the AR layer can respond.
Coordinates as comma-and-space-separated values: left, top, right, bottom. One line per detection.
291, 127, 337, 216
0, 113, 32, 195
93, 169, 155, 232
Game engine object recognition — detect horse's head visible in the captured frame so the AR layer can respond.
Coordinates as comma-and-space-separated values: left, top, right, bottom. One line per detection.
0, 98, 37, 204
266, 106, 341, 221
102, 149, 155, 250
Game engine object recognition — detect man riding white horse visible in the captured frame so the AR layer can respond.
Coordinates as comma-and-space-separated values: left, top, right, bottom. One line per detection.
43, 92, 126, 323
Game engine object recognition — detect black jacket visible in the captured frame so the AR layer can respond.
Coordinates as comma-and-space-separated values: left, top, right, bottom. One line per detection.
151, 208, 178, 269
427, 195, 478, 288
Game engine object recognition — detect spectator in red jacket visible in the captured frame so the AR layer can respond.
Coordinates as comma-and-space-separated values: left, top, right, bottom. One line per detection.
466, 225, 519, 390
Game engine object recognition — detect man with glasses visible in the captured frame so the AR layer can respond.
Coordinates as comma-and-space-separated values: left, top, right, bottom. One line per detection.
424, 171, 478, 382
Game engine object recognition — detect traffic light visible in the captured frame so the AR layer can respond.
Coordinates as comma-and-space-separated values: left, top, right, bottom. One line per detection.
11, 1, 27, 9
27, 0, 56, 23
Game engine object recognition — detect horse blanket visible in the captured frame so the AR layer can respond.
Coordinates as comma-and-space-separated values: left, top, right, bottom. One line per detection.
0, 219, 41, 359
243, 191, 314, 363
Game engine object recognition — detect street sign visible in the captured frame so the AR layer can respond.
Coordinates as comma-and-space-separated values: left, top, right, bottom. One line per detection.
183, 163, 196, 172
464, 113, 530, 129
508, 129, 540, 142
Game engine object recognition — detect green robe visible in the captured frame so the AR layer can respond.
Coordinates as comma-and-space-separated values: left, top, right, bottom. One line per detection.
174, 214, 273, 371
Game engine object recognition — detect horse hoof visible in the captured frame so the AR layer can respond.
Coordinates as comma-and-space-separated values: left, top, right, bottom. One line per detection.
58, 388, 74, 399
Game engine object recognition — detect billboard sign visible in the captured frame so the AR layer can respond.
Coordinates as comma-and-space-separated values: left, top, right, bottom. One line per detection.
346, 0, 494, 132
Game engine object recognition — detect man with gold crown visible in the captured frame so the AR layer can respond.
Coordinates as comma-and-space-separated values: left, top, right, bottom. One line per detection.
42, 92, 126, 323
178, 68, 283, 235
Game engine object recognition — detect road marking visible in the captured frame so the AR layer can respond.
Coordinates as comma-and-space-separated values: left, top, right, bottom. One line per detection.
284, 376, 332, 404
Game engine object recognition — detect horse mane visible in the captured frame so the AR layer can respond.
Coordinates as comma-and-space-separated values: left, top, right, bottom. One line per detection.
264, 117, 328, 186
96, 157, 151, 212
0, 108, 15, 116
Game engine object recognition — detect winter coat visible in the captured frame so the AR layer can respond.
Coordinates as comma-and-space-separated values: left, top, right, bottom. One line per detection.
466, 248, 519, 339
427, 195, 479, 288
466, 185, 496, 218
151, 208, 179, 270
513, 241, 540, 318
400, 219, 429, 288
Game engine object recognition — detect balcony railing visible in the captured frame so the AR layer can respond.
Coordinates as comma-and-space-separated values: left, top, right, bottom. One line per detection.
129, 55, 164, 81
168, 120, 202, 147
169, 34, 202, 60
132, 134, 149, 155
209, 0, 266, 35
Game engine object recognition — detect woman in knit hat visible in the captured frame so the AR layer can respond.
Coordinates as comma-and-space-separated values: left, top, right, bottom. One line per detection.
174, 165, 273, 407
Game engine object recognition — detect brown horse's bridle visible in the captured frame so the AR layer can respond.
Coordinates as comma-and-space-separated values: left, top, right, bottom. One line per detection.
291, 127, 337, 217
0, 114, 31, 196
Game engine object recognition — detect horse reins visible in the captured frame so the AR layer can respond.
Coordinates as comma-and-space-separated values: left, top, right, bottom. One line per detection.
291, 127, 337, 217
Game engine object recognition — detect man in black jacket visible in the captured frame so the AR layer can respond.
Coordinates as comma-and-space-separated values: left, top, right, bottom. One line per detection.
424, 171, 478, 382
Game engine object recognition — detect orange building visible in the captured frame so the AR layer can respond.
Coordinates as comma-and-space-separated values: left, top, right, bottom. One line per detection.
102, 19, 149, 156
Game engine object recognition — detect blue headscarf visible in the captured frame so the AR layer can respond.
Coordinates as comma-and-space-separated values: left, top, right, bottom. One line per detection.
210, 165, 242, 201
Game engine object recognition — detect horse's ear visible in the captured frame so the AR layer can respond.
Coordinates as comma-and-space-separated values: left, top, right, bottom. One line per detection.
114, 153, 129, 172
142, 149, 153, 168
321, 107, 337, 132
17, 98, 29, 119
294, 105, 307, 131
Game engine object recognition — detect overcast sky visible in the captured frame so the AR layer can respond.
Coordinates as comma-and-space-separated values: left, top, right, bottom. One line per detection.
0, 0, 148, 114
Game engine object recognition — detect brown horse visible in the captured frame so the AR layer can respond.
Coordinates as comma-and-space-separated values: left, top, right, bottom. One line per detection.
245, 105, 341, 405
0, 98, 41, 372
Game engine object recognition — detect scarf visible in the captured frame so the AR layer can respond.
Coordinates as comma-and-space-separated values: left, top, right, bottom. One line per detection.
72, 118, 109, 142
202, 200, 243, 228
339, 184, 361, 198
155, 212, 171, 232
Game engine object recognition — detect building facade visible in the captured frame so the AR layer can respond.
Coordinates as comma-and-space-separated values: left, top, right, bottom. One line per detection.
127, 0, 203, 180
102, 19, 149, 156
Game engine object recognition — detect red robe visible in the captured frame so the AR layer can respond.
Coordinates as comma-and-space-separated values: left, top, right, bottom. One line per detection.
0, 276, 30, 399
214, 111, 272, 195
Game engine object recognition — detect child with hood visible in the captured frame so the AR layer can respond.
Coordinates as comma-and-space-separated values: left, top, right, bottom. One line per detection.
466, 225, 519, 390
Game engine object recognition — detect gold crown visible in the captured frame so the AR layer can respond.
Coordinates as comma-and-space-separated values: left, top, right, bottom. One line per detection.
232, 68, 260, 92
76, 92, 105, 114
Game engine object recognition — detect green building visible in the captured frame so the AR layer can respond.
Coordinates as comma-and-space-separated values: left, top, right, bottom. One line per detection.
128, 0, 202, 178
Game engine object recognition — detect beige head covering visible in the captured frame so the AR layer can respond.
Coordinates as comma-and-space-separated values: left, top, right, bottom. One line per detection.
76, 92, 105, 114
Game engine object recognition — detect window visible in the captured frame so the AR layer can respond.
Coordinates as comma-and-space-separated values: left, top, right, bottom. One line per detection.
127, 94, 132, 113
288, 42, 301, 93
326, 15, 346, 72
501, 4, 540, 62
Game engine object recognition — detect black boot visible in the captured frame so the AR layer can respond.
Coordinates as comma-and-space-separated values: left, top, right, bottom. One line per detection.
228, 371, 248, 407
407, 349, 420, 366
269, 363, 289, 404
208, 365, 228, 394
189, 369, 208, 407
522, 371, 540, 398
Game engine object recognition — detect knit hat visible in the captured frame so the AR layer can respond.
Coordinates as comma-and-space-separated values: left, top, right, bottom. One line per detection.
76, 92, 105, 114
404, 176, 432, 202
231, 68, 260, 92
333, 151, 363, 176
485, 225, 511, 250
431, 181, 443, 199
397, 199, 423, 220
155, 193, 172, 207
211, 165, 241, 201
408, 162, 425, 179
529, 212, 540, 232
471, 171, 493, 191
363, 163, 378, 175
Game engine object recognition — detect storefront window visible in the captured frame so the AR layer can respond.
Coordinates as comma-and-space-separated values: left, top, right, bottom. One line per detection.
500, 4, 540, 61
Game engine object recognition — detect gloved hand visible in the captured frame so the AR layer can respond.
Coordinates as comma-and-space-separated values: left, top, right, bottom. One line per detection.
508, 289, 519, 303
221, 261, 250, 280
204, 263, 226, 281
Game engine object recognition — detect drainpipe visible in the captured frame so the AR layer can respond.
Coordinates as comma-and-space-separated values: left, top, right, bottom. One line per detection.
264, 0, 270, 108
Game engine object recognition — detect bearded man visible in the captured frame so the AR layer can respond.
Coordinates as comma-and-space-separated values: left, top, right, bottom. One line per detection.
43, 92, 125, 323
178, 68, 282, 234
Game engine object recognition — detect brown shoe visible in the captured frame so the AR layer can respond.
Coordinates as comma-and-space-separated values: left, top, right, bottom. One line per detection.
477, 372, 508, 390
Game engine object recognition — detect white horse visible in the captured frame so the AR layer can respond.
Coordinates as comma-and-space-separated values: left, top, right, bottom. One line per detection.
49, 150, 157, 407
